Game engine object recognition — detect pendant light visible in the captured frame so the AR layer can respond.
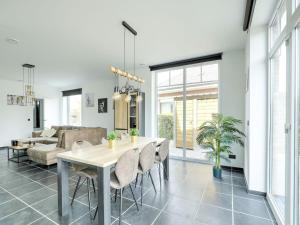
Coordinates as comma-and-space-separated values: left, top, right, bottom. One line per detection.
22, 64, 36, 106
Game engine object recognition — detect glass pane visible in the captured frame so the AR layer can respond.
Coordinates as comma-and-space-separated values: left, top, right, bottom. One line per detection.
270, 43, 286, 219
298, 28, 300, 225
68, 95, 82, 126
62, 97, 68, 125
202, 64, 218, 82
157, 71, 169, 87
157, 69, 184, 158
186, 66, 201, 83
170, 69, 183, 85
270, 2, 286, 47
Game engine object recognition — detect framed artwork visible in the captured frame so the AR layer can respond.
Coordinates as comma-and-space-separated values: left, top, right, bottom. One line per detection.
85, 93, 94, 107
98, 98, 107, 113
7, 95, 17, 105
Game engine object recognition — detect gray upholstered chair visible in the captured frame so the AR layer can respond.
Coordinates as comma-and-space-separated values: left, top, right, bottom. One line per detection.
94, 148, 140, 224
71, 141, 96, 217
155, 139, 170, 186
135, 142, 157, 206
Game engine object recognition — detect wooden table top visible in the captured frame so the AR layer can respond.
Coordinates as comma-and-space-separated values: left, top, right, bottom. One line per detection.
57, 137, 165, 168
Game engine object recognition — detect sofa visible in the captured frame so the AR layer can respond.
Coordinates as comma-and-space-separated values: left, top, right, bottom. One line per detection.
26, 126, 107, 166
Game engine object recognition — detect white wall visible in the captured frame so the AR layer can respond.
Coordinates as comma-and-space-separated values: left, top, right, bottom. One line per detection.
219, 50, 246, 168
244, 26, 268, 193
0, 78, 60, 146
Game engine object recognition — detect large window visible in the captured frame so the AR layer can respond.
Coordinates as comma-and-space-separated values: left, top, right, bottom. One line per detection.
268, 0, 300, 224
155, 62, 219, 161
62, 89, 82, 126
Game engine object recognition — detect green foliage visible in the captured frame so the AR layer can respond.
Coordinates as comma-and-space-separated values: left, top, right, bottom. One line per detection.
129, 128, 139, 136
196, 113, 245, 169
107, 131, 117, 140
159, 114, 174, 140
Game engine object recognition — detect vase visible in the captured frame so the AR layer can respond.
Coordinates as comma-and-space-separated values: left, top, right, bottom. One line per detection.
131, 136, 137, 143
213, 166, 222, 179
108, 140, 115, 149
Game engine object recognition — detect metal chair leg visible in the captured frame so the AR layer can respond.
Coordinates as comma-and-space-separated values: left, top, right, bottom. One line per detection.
71, 176, 82, 205
129, 184, 139, 211
87, 178, 92, 217
140, 174, 144, 206
135, 174, 139, 188
158, 163, 162, 188
119, 188, 123, 225
93, 206, 98, 220
114, 189, 118, 202
149, 170, 157, 193
92, 178, 96, 193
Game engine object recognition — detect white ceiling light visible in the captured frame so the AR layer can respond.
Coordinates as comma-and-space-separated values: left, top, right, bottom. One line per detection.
5, 38, 19, 45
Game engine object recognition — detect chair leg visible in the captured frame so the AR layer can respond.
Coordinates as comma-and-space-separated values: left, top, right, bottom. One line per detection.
92, 178, 96, 193
114, 189, 118, 202
149, 170, 157, 193
71, 176, 82, 205
87, 178, 92, 217
135, 174, 139, 188
140, 174, 144, 206
119, 188, 123, 225
129, 184, 139, 211
158, 163, 162, 188
93, 206, 98, 220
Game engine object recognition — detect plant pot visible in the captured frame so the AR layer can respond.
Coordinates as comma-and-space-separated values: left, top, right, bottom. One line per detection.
131, 136, 137, 143
108, 140, 115, 149
213, 166, 222, 179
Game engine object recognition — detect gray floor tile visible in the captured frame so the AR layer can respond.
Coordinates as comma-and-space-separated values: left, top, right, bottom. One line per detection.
202, 191, 232, 209
111, 197, 135, 218
206, 182, 232, 195
29, 170, 56, 181
0, 189, 14, 203
195, 204, 232, 225
141, 189, 170, 209
164, 196, 198, 219
153, 211, 194, 225
30, 217, 57, 225
233, 196, 271, 219
36, 175, 58, 186
233, 186, 264, 201
123, 204, 160, 225
0, 207, 42, 225
20, 187, 56, 205
9, 181, 44, 197
232, 177, 246, 186
0, 176, 33, 189
234, 212, 274, 225
47, 201, 90, 225
31, 194, 59, 215
0, 198, 27, 219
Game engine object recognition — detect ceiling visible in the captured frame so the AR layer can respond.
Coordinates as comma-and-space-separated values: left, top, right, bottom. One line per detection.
0, 0, 247, 88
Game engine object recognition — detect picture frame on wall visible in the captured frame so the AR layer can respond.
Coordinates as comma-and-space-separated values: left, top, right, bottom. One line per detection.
98, 98, 107, 113
84, 93, 95, 107
7, 95, 17, 105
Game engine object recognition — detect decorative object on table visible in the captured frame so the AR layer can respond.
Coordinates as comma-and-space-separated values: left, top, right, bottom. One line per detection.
85, 93, 95, 107
196, 113, 245, 179
11, 140, 18, 146
98, 98, 107, 113
129, 128, 139, 143
17, 96, 26, 106
107, 131, 117, 149
110, 21, 145, 103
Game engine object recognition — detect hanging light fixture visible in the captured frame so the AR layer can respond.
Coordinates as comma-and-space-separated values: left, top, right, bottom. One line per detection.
22, 64, 36, 106
110, 21, 144, 101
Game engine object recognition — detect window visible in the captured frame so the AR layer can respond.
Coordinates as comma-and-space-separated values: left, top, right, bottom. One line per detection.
270, 2, 287, 47
62, 89, 82, 126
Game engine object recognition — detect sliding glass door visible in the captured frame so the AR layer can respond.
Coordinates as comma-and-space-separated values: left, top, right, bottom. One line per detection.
155, 62, 219, 161
269, 42, 287, 220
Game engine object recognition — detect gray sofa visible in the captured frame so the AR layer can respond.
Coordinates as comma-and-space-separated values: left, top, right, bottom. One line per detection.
27, 126, 107, 165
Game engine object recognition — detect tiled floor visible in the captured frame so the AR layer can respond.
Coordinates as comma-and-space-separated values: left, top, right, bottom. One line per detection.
0, 149, 277, 225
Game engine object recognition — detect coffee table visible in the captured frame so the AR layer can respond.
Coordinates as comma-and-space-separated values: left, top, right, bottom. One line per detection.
7, 145, 30, 163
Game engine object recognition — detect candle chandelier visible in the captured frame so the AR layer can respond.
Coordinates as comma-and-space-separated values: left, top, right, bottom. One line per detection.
111, 21, 144, 102
22, 64, 36, 106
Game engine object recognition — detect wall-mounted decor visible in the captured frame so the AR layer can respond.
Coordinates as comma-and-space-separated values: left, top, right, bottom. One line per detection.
84, 93, 94, 107
7, 95, 17, 105
98, 98, 107, 113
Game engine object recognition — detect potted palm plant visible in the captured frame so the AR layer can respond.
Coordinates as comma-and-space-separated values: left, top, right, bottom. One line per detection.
196, 114, 245, 179
107, 131, 117, 149
129, 128, 139, 143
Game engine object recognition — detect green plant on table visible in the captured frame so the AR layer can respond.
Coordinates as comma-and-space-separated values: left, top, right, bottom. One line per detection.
107, 131, 117, 140
129, 128, 139, 136
196, 113, 245, 169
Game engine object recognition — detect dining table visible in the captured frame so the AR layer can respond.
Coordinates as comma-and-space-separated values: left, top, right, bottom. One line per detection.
57, 136, 168, 225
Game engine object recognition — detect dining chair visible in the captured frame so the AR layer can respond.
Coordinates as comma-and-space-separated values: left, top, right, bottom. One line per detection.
155, 139, 170, 187
94, 148, 140, 224
70, 141, 96, 218
135, 142, 157, 206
